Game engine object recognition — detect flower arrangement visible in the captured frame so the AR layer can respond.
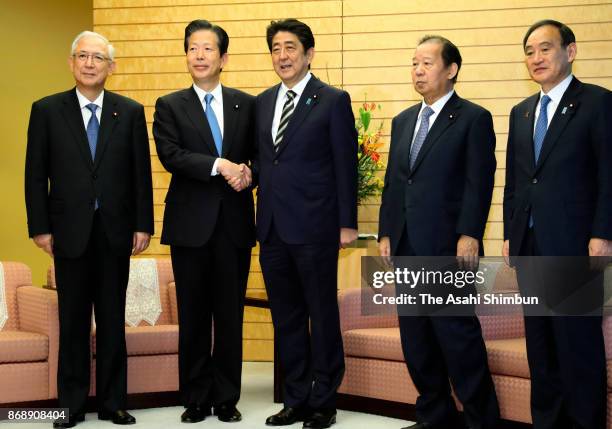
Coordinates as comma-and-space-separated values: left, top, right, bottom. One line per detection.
356, 101, 385, 205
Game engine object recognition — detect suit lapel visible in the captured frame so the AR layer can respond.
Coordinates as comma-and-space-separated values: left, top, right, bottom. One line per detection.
410, 93, 461, 175
221, 86, 238, 158
94, 91, 119, 169
535, 77, 581, 172
262, 84, 280, 149
276, 76, 322, 156
183, 87, 218, 155
517, 94, 540, 172
61, 89, 93, 169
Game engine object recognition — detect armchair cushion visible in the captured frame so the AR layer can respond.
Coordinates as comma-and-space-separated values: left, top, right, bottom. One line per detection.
0, 331, 48, 363
344, 328, 403, 361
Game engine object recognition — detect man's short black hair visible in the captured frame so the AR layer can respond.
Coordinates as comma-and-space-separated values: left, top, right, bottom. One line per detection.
184, 19, 229, 55
523, 19, 576, 51
418, 35, 462, 83
266, 18, 315, 53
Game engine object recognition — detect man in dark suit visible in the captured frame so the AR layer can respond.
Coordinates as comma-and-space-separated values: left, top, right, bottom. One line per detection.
25, 31, 153, 428
503, 20, 611, 429
378, 36, 499, 429
153, 20, 255, 424
253, 19, 357, 429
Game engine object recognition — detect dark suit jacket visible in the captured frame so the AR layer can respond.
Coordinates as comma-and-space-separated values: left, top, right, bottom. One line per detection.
503, 77, 612, 256
254, 76, 358, 244
153, 86, 255, 248
25, 89, 154, 258
379, 92, 496, 256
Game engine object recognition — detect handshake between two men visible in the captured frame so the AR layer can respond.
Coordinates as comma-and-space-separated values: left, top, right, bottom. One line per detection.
217, 158, 252, 192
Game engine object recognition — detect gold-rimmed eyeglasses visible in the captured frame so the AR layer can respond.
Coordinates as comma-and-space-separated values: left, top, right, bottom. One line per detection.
72, 51, 111, 64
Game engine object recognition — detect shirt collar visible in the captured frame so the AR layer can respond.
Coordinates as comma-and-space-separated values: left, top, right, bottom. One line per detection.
280, 72, 312, 99
540, 73, 573, 104
192, 82, 223, 104
76, 88, 104, 110
419, 89, 455, 116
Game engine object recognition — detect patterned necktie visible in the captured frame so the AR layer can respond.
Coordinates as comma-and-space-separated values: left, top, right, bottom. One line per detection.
85, 103, 99, 160
533, 95, 551, 163
204, 93, 223, 156
409, 106, 434, 168
274, 90, 297, 151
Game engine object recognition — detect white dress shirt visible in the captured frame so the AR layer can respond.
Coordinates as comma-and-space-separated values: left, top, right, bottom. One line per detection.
533, 73, 573, 133
271, 72, 312, 142
192, 83, 224, 175
411, 89, 455, 146
76, 88, 103, 129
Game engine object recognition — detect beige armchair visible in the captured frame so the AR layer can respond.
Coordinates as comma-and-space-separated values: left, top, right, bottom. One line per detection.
0, 261, 59, 404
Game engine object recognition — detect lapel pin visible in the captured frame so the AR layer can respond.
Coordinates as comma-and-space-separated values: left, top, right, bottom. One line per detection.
569, 103, 574, 107
313, 94, 318, 100
112, 112, 118, 118
449, 114, 454, 120
234, 104, 239, 110
562, 106, 568, 115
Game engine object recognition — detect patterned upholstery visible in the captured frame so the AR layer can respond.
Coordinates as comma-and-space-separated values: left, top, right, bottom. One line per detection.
0, 331, 48, 363
0, 261, 59, 404
344, 328, 403, 361
486, 338, 529, 378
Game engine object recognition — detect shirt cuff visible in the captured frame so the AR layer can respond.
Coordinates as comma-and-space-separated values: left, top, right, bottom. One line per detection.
211, 158, 221, 176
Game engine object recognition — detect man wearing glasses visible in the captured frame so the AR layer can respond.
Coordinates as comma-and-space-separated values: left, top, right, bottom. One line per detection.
25, 31, 153, 428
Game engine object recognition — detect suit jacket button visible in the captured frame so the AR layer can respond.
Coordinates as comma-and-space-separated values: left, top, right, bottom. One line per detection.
407, 179, 413, 185
273, 159, 279, 165
532, 178, 538, 184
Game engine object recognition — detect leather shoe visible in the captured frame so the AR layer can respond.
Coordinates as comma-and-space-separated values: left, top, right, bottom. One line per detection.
53, 413, 85, 428
303, 409, 336, 429
266, 407, 309, 426
181, 405, 210, 423
214, 404, 242, 422
401, 423, 433, 429
97, 410, 136, 425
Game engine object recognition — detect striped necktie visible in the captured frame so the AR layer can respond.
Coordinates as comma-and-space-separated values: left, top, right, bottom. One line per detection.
409, 106, 434, 168
274, 90, 296, 151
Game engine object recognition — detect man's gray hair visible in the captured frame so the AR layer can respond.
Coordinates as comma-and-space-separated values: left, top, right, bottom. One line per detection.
71, 31, 115, 61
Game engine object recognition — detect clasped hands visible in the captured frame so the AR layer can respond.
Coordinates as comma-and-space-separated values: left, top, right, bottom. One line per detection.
217, 159, 252, 192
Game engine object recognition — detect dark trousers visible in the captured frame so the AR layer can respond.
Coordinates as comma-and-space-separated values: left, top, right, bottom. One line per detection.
395, 230, 499, 428
517, 229, 606, 429
54, 212, 130, 415
170, 220, 251, 408
259, 226, 344, 410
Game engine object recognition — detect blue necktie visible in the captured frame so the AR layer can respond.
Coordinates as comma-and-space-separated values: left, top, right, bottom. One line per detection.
85, 103, 99, 160
410, 106, 434, 168
204, 93, 223, 156
529, 95, 552, 227
533, 95, 551, 163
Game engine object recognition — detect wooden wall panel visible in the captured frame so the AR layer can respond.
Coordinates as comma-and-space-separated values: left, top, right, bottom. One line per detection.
94, 0, 612, 361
